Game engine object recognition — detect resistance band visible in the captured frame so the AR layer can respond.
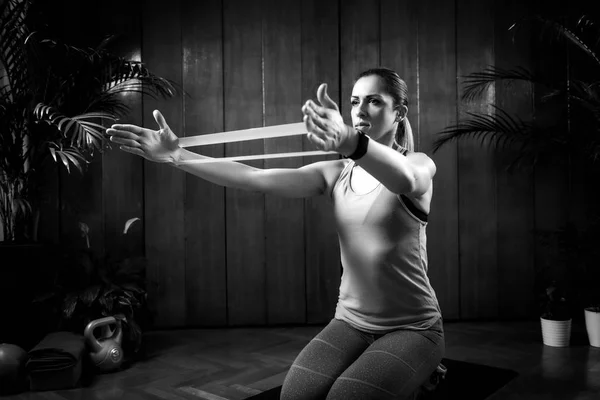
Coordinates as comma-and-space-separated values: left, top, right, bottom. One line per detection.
175, 122, 336, 164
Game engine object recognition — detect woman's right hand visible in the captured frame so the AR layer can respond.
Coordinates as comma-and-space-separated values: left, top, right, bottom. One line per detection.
106, 109, 181, 164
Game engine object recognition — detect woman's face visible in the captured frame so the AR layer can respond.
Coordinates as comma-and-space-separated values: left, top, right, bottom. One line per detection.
350, 75, 399, 145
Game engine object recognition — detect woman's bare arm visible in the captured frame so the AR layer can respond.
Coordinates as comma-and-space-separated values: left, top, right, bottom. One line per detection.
106, 109, 337, 199
172, 148, 334, 198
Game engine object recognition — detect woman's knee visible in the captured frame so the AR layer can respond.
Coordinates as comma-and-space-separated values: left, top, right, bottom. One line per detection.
323, 329, 444, 399
325, 377, 399, 400
280, 364, 336, 400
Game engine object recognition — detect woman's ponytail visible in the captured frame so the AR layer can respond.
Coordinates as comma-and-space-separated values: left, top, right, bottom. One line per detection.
395, 117, 414, 152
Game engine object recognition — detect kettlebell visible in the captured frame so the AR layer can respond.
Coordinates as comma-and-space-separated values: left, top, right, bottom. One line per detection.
84, 316, 124, 373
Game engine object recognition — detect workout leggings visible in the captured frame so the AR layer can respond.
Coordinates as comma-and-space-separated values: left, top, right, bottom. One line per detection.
280, 317, 444, 400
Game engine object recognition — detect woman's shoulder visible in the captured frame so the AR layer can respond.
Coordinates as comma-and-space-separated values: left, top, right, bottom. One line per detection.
405, 151, 436, 178
321, 157, 350, 180
310, 158, 350, 197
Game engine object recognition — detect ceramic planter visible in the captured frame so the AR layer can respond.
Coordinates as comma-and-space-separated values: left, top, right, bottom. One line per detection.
540, 317, 571, 347
584, 308, 600, 348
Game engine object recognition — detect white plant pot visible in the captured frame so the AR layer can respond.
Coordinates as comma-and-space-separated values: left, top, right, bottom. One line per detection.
584, 308, 600, 348
540, 317, 571, 347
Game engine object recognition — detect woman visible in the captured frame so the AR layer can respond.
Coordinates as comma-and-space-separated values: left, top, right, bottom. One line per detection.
107, 67, 444, 399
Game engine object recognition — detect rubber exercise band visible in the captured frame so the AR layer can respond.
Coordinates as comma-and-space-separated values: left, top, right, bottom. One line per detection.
174, 122, 336, 164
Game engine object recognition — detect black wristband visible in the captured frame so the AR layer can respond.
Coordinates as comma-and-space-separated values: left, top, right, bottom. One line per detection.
345, 130, 369, 160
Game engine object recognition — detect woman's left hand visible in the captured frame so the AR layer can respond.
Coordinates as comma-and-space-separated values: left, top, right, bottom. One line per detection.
302, 83, 357, 156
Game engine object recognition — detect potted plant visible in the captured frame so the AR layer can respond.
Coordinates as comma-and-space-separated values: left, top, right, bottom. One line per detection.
539, 282, 572, 347
0, 0, 175, 347
536, 219, 600, 347
0, 0, 177, 244
432, 11, 600, 172
431, 10, 600, 344
535, 224, 575, 346
32, 218, 156, 365
585, 305, 600, 347
574, 223, 600, 348
557, 219, 600, 347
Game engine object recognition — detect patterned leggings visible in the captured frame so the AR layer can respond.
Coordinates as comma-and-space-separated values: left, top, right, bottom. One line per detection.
280, 317, 444, 400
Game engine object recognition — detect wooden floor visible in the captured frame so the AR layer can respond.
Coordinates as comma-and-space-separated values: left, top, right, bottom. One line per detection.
3, 319, 599, 400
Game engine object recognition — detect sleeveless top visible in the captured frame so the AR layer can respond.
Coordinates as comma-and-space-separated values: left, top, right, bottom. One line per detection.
331, 158, 442, 333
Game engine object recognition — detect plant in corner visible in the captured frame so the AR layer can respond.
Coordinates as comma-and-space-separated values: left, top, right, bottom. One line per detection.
546, 218, 600, 347
33, 217, 157, 365
431, 10, 600, 347
539, 282, 573, 347
1, 0, 175, 347
0, 0, 177, 244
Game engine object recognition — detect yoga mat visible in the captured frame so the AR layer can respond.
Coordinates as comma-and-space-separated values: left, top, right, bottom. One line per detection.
26, 331, 86, 391
248, 358, 519, 400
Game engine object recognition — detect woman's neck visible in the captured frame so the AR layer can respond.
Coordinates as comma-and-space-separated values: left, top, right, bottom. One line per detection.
373, 129, 396, 148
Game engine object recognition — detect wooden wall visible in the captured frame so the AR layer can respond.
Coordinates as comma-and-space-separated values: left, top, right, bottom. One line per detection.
35, 0, 585, 328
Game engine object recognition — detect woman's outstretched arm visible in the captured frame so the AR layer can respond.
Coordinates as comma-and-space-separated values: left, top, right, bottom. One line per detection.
302, 84, 436, 197
106, 109, 334, 199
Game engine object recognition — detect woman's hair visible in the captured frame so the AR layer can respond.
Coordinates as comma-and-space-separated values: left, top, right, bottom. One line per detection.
355, 67, 414, 152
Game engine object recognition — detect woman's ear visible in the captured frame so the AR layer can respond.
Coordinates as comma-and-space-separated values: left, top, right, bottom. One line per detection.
395, 105, 408, 122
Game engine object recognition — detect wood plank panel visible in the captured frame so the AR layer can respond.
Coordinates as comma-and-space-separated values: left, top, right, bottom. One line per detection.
419, 0, 460, 320
181, 0, 227, 327
380, 0, 419, 148
495, 0, 536, 319
456, 0, 498, 319
36, 162, 60, 245
301, 0, 342, 324
223, 0, 266, 326
101, 0, 144, 261
28, 0, 64, 245
340, 0, 380, 123
263, 0, 306, 325
58, 0, 104, 253
60, 155, 104, 251
142, 0, 186, 328
531, 0, 570, 311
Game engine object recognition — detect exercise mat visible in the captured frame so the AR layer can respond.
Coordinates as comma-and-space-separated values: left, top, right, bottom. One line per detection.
26, 331, 86, 391
249, 358, 519, 400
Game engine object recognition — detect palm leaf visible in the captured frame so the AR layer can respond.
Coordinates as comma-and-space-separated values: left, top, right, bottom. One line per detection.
509, 13, 600, 69
103, 59, 178, 99
434, 104, 580, 171
576, 14, 600, 49
530, 14, 600, 69
461, 66, 537, 102
63, 293, 79, 319
34, 103, 114, 151
433, 106, 531, 153
48, 145, 87, 175
27, 37, 178, 116
84, 91, 131, 115
0, 0, 32, 99
80, 285, 101, 306
13, 196, 31, 217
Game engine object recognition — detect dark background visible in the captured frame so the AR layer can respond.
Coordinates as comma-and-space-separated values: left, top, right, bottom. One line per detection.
13, 0, 594, 330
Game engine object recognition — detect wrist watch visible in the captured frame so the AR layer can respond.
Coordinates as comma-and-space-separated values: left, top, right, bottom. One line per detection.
345, 130, 369, 161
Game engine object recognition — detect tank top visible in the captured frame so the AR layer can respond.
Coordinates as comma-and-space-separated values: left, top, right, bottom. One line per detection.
331, 158, 442, 333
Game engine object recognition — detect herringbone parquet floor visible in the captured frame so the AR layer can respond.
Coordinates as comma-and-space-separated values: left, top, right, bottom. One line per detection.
3, 325, 324, 400
2, 320, 599, 399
